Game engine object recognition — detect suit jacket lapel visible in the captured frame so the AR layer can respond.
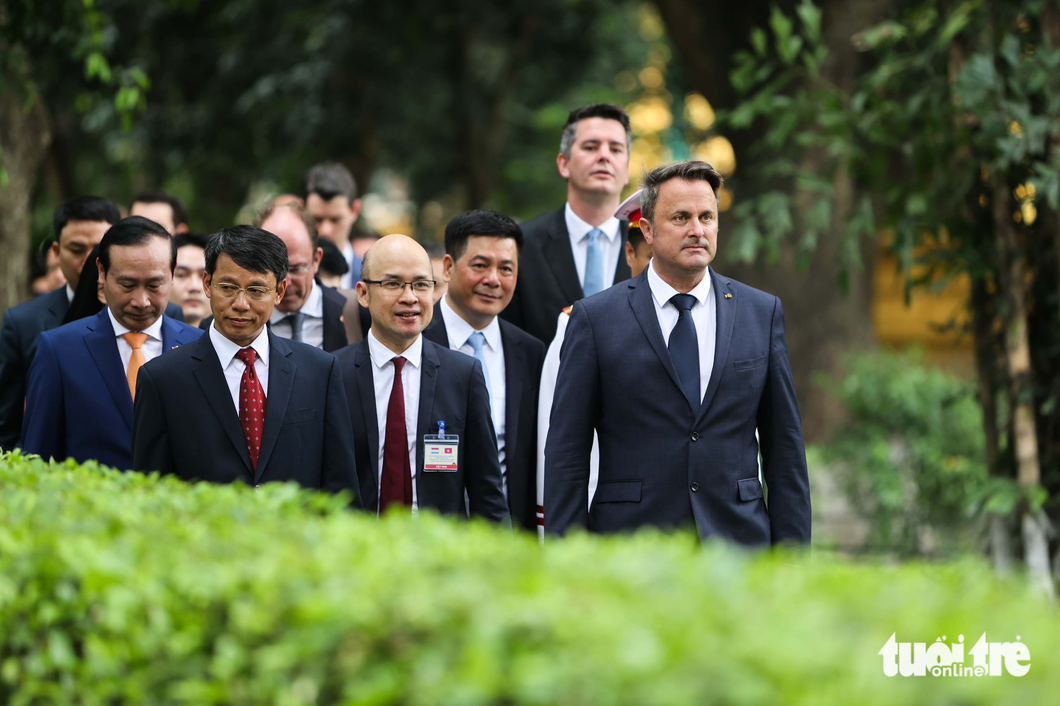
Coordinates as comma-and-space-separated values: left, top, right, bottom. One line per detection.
83, 310, 134, 430
542, 209, 584, 305
256, 332, 295, 477
499, 321, 523, 460
352, 343, 381, 507
416, 341, 440, 473
46, 286, 70, 326
627, 273, 691, 413
320, 285, 348, 352
422, 302, 448, 347
696, 268, 736, 425
192, 335, 253, 472
159, 315, 196, 351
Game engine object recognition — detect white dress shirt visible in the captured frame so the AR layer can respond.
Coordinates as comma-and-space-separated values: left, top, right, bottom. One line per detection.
646, 260, 716, 404
210, 322, 270, 412
268, 282, 325, 349
65, 284, 76, 303
107, 308, 164, 373
367, 329, 422, 512
565, 203, 622, 292
439, 296, 507, 494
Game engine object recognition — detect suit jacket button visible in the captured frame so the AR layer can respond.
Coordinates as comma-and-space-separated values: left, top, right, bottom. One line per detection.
690, 482, 700, 492
690, 432, 699, 441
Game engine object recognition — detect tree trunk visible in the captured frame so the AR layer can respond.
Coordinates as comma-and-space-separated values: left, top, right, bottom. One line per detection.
993, 183, 1053, 597
0, 59, 53, 317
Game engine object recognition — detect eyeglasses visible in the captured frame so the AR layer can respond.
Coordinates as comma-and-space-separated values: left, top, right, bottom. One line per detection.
363, 279, 436, 294
211, 282, 275, 302
288, 264, 313, 275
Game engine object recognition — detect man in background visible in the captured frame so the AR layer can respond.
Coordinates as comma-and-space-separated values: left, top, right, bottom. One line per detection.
0, 196, 121, 450
304, 162, 364, 288
130, 190, 189, 234
423, 210, 544, 532
500, 103, 634, 344
172, 232, 209, 329
21, 217, 202, 468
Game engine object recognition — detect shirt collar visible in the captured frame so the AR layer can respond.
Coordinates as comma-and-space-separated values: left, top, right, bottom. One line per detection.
646, 259, 712, 309
367, 328, 422, 370
210, 321, 271, 369
439, 295, 502, 353
107, 306, 164, 341
65, 284, 76, 303
565, 202, 621, 244
268, 281, 323, 325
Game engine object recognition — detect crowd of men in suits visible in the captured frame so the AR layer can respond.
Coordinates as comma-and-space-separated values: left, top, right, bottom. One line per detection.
0, 103, 812, 546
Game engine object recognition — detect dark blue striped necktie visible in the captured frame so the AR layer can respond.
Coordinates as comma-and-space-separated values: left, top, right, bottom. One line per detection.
668, 293, 699, 408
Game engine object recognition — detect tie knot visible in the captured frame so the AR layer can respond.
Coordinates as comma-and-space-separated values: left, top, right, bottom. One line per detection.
670, 293, 696, 313
587, 227, 602, 243
392, 356, 406, 374
467, 331, 487, 354
123, 332, 148, 349
236, 348, 257, 366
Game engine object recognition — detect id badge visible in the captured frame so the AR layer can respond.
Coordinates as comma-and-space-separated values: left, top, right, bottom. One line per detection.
423, 420, 459, 472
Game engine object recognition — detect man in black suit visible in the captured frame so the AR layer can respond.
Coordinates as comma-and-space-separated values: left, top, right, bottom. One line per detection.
500, 103, 634, 344
0, 196, 121, 450
423, 210, 545, 532
545, 161, 811, 547
132, 226, 359, 500
335, 234, 508, 523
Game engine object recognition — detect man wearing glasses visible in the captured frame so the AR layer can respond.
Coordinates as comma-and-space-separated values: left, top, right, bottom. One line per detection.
132, 225, 360, 502
334, 234, 509, 523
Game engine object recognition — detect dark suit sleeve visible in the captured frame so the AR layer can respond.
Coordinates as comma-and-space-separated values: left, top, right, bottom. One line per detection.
0, 311, 26, 450
132, 366, 175, 474
464, 359, 511, 525
543, 301, 598, 535
20, 334, 65, 461
321, 356, 362, 507
756, 297, 812, 544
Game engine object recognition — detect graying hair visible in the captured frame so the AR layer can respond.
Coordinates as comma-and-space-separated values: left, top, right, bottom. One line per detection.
640, 161, 724, 226
254, 200, 320, 250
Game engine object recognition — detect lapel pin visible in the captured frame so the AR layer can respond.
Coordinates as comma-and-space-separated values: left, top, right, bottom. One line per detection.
725, 293, 732, 299
171, 344, 180, 349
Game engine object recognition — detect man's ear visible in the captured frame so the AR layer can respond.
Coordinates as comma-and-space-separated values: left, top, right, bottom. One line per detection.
356, 281, 370, 309
350, 198, 363, 224
640, 220, 655, 246
624, 242, 636, 269
202, 271, 212, 300
556, 152, 571, 180
441, 253, 455, 283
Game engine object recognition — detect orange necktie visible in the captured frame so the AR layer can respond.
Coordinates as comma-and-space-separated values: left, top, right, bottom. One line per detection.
124, 332, 149, 400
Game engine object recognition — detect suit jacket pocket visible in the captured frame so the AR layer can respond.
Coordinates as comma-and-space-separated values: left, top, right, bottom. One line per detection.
283, 409, 316, 425
738, 478, 764, 501
594, 480, 642, 503
733, 355, 767, 371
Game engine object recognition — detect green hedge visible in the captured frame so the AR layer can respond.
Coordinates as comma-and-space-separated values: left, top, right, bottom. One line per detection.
0, 451, 1058, 705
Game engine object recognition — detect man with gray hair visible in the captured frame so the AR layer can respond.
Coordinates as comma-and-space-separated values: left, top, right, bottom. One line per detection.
544, 160, 811, 547
500, 104, 634, 344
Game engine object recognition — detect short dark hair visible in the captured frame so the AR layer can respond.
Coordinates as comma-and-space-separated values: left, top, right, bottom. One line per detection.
627, 225, 647, 252
254, 200, 319, 250
98, 216, 176, 274
174, 231, 209, 251
53, 196, 121, 241
444, 210, 523, 262
303, 162, 358, 202
560, 103, 633, 158
317, 238, 349, 277
205, 225, 289, 282
640, 161, 724, 226
132, 190, 188, 229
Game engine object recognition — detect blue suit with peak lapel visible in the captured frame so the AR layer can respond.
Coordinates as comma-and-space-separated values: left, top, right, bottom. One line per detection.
20, 308, 203, 469
131, 329, 360, 501
422, 302, 545, 531
334, 337, 509, 523
544, 268, 811, 546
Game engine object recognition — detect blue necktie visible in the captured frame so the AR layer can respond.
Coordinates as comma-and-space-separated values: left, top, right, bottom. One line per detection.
467, 331, 493, 409
669, 293, 700, 408
286, 312, 305, 342
582, 228, 604, 297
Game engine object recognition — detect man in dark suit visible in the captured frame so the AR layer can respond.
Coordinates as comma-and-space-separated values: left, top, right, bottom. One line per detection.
423, 210, 545, 531
545, 161, 812, 547
21, 217, 202, 469
335, 234, 508, 522
500, 104, 634, 344
0, 196, 122, 451
132, 226, 358, 499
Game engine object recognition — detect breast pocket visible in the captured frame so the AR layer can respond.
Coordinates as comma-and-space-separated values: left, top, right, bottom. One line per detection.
733, 355, 767, 371
283, 409, 316, 425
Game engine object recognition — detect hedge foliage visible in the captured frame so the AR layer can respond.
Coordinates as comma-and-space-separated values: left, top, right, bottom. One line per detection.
1, 451, 1058, 705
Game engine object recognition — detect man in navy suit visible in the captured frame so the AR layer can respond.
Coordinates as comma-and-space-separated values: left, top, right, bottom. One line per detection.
21, 217, 203, 469
0, 196, 121, 450
335, 234, 508, 522
132, 226, 359, 499
545, 161, 811, 546
422, 210, 545, 531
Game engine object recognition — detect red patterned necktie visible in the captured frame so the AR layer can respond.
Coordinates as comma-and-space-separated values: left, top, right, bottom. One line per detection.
380, 356, 413, 511
236, 347, 266, 470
